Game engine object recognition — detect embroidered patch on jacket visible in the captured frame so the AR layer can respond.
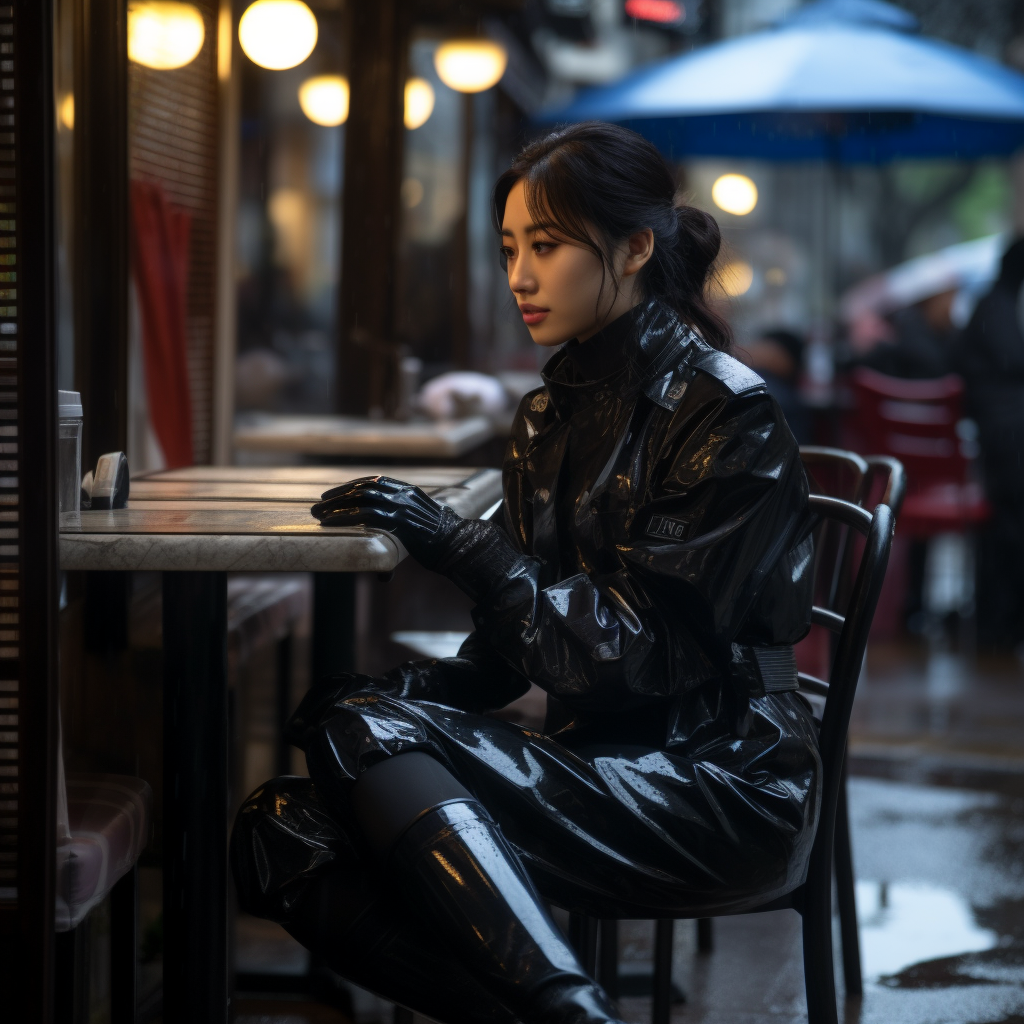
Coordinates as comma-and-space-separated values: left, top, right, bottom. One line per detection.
530, 392, 549, 412
646, 514, 688, 540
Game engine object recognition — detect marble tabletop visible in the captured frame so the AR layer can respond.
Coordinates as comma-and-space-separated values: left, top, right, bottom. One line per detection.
233, 414, 495, 458
59, 465, 503, 573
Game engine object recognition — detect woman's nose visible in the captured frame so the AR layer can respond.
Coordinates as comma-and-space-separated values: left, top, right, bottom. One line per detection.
508, 258, 535, 295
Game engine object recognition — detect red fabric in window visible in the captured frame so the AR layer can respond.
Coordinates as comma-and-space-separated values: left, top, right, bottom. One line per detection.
130, 179, 194, 468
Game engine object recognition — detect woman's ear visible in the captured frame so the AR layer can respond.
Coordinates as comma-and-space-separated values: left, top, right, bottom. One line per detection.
622, 228, 655, 277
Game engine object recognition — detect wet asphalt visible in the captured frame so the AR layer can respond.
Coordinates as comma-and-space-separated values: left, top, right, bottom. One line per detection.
626, 643, 1024, 1024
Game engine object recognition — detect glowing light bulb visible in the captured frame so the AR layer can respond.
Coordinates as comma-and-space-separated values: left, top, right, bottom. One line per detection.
404, 77, 435, 130
298, 75, 348, 126
239, 0, 317, 71
719, 260, 754, 297
128, 1, 205, 70
711, 174, 758, 216
434, 39, 507, 93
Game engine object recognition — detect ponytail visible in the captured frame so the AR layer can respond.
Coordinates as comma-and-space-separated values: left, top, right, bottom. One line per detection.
493, 122, 732, 351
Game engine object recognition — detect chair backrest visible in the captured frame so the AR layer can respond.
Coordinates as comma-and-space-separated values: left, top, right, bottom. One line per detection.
800, 447, 905, 614
800, 447, 870, 611
797, 495, 894, 888
850, 367, 968, 491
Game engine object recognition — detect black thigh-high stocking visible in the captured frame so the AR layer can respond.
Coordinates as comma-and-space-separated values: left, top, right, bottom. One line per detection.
350, 752, 623, 1024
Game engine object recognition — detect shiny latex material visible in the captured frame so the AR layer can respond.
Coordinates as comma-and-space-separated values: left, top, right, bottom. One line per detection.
235, 299, 822, 997
311, 476, 464, 569
478, 297, 816, 716
393, 800, 622, 1024
231, 777, 518, 1024
300, 679, 819, 917
310, 299, 815, 722
231, 779, 619, 1024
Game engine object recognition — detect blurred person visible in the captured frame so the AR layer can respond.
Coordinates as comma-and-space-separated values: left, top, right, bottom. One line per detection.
232, 123, 819, 1024
845, 288, 957, 380
740, 328, 812, 443
954, 238, 1024, 652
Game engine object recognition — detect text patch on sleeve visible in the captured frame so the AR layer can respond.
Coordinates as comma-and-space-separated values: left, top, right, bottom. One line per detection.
646, 514, 688, 541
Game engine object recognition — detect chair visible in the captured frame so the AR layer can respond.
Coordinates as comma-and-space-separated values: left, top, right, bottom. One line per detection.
54, 760, 153, 1024
581, 489, 895, 1024
673, 449, 906, 1003
848, 368, 987, 536
798, 448, 906, 1002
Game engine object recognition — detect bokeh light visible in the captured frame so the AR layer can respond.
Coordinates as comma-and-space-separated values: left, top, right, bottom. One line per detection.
719, 260, 754, 297
59, 94, 74, 130
404, 77, 435, 129
298, 75, 349, 126
434, 39, 507, 93
711, 173, 758, 216
128, 1, 205, 70
239, 0, 317, 71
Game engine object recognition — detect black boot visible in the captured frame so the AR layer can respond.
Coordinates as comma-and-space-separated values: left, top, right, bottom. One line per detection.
232, 776, 516, 1024
392, 799, 623, 1024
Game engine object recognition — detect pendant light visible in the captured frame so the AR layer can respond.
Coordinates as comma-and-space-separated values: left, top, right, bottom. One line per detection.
128, 1, 206, 70
434, 38, 507, 93
299, 75, 349, 126
239, 0, 317, 71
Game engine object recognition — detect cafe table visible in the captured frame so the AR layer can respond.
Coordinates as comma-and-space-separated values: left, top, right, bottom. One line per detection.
233, 412, 495, 459
58, 464, 503, 1022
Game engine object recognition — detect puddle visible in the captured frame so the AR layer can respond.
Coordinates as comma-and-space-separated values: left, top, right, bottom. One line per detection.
857, 879, 999, 982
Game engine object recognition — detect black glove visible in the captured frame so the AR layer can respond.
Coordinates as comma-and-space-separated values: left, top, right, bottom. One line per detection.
311, 476, 526, 602
311, 476, 461, 568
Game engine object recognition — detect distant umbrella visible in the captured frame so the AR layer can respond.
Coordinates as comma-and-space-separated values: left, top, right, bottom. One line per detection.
540, 0, 1024, 162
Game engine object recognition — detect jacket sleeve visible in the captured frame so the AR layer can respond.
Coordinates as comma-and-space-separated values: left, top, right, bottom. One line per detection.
455, 381, 812, 707
375, 630, 532, 713
284, 631, 532, 750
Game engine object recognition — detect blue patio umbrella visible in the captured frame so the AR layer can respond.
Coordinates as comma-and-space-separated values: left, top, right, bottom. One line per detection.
539, 0, 1024, 162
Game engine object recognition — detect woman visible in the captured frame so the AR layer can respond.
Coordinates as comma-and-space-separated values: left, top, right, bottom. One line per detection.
231, 123, 820, 1024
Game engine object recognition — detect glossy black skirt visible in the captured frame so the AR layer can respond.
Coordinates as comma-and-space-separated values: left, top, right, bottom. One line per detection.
233, 681, 820, 928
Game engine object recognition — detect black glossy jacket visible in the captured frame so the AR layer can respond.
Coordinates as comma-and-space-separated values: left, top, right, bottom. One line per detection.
384, 298, 815, 748
237, 298, 823, 942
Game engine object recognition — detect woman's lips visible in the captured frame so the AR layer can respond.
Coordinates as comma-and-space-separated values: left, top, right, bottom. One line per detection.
519, 305, 549, 325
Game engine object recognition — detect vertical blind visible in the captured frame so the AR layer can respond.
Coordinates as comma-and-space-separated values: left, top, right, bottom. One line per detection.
0, 0, 19, 903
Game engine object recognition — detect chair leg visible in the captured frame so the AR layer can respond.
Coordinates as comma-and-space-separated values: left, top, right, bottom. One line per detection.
652, 920, 673, 1024
110, 865, 139, 1024
598, 919, 619, 1000
801, 868, 839, 1024
569, 911, 599, 976
834, 764, 863, 998
696, 917, 713, 953
275, 633, 294, 777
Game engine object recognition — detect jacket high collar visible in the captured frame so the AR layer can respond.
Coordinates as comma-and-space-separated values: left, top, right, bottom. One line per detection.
540, 298, 701, 418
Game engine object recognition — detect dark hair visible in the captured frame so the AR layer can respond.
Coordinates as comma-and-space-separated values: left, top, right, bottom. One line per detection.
492, 121, 732, 351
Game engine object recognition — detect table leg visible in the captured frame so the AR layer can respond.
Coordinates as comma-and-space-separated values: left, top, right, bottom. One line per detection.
163, 571, 229, 1023
312, 572, 356, 683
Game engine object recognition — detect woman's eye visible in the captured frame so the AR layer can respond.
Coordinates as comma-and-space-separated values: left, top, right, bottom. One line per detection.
533, 241, 556, 254
499, 246, 515, 261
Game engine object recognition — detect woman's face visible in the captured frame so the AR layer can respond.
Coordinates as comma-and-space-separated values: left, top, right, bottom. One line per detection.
500, 180, 653, 347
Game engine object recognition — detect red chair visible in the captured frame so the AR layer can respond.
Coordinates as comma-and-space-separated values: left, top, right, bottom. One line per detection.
848, 368, 989, 536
